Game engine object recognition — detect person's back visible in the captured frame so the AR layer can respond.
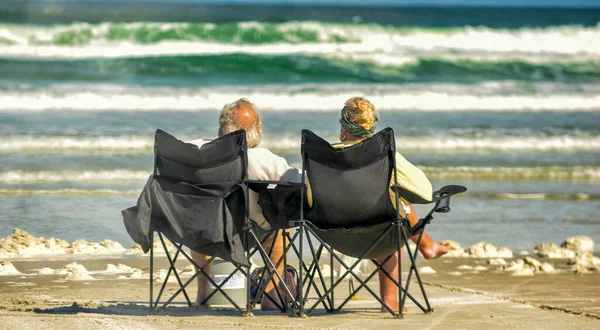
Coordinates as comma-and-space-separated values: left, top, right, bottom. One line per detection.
189, 98, 299, 310
188, 138, 301, 230
312, 96, 449, 313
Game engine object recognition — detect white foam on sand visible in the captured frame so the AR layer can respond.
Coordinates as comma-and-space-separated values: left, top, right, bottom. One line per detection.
487, 258, 508, 266
104, 264, 136, 274
502, 257, 556, 276
0, 261, 22, 275
561, 236, 595, 254
118, 269, 148, 280
0, 229, 128, 259
567, 252, 600, 274
534, 243, 577, 259
442, 241, 513, 258
37, 267, 55, 275
418, 266, 436, 274
61, 262, 95, 281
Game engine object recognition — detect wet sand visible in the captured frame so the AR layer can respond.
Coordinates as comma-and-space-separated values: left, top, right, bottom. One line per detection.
0, 255, 598, 329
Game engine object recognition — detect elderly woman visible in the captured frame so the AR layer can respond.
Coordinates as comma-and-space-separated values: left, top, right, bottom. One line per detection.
327, 96, 449, 312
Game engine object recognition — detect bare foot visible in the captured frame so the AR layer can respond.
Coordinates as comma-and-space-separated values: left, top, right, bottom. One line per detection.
420, 242, 450, 260
380, 300, 408, 313
194, 297, 211, 309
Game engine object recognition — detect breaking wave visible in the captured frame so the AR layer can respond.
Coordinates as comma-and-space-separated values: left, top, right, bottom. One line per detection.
1, 22, 599, 57
1, 90, 599, 111
2, 134, 600, 153
2, 166, 598, 184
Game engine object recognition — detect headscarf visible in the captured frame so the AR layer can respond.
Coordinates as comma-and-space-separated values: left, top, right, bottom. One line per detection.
339, 106, 378, 138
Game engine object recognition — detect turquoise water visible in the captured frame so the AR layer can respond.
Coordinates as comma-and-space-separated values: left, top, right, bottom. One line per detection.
0, 1, 599, 252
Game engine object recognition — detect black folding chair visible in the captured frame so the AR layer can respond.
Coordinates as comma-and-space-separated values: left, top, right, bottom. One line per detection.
293, 128, 466, 319
122, 129, 298, 316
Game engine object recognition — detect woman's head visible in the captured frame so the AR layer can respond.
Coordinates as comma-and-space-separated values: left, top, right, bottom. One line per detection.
339, 97, 378, 141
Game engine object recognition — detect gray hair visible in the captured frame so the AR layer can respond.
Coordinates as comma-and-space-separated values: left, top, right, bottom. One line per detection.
219, 98, 263, 148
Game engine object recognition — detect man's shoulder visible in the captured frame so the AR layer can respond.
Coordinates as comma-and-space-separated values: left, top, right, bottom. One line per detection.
248, 147, 285, 163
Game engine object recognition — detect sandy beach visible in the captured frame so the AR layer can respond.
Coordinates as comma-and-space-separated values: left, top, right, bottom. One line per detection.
1, 238, 599, 329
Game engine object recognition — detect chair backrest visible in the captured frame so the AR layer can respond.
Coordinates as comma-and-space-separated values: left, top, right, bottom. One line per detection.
153, 129, 248, 184
301, 128, 397, 229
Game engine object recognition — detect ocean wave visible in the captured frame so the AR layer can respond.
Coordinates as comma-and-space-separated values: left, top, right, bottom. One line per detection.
467, 192, 600, 201
0, 170, 150, 183
1, 89, 598, 111
423, 166, 600, 181
1, 22, 599, 57
2, 135, 600, 153
1, 167, 598, 184
2, 55, 598, 86
0, 188, 597, 201
0, 188, 140, 196
0, 136, 153, 152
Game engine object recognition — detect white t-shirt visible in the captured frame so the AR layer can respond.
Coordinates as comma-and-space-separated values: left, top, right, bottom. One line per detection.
188, 138, 302, 230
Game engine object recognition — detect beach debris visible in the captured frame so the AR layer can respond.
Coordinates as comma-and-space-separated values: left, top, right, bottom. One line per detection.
441, 240, 464, 257
418, 266, 436, 274
118, 269, 148, 280
567, 252, 600, 274
105, 264, 135, 274
503, 257, 555, 276
561, 236, 594, 254
69, 239, 125, 254
125, 243, 144, 254
456, 264, 488, 272
0, 261, 22, 275
441, 241, 512, 258
37, 267, 55, 275
0, 229, 69, 257
61, 262, 94, 281
464, 242, 513, 258
0, 228, 126, 258
487, 258, 507, 266
534, 243, 576, 259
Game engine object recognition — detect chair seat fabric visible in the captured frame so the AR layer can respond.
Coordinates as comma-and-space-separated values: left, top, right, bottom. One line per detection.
308, 222, 405, 259
123, 176, 248, 266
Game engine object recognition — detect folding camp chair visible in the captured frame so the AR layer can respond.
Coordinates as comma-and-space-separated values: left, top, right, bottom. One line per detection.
122, 129, 298, 316
293, 128, 466, 319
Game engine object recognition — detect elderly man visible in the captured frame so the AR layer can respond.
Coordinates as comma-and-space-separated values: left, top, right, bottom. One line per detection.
188, 98, 301, 310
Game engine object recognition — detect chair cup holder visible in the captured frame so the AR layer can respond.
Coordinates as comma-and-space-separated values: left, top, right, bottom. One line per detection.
435, 195, 451, 213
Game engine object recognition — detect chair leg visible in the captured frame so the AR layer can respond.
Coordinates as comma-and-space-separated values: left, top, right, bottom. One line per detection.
158, 236, 192, 307
149, 233, 154, 314
397, 221, 404, 319
244, 229, 253, 317
303, 224, 393, 316
298, 223, 305, 317
401, 231, 433, 313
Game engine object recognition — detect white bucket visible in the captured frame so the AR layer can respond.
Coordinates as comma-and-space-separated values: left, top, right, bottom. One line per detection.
209, 258, 247, 306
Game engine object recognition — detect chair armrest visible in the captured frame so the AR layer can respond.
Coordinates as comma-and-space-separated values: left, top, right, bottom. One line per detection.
391, 184, 432, 204
432, 185, 467, 201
